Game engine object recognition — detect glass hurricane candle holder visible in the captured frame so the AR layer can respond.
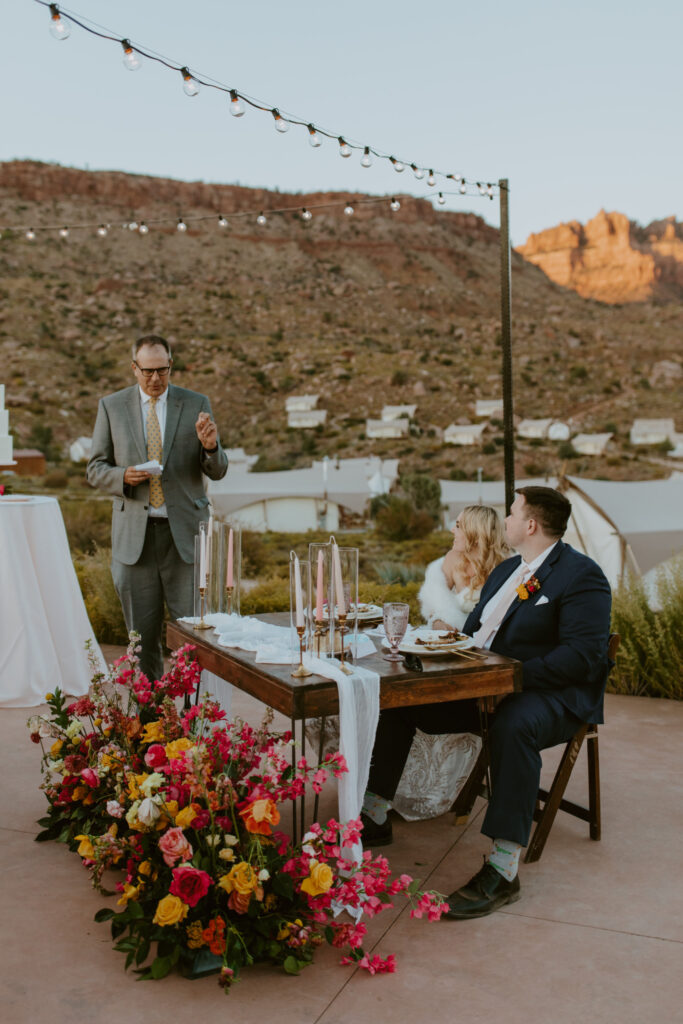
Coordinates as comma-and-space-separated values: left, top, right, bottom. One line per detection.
193, 532, 211, 629
218, 522, 241, 616
289, 553, 312, 677
330, 540, 359, 674
308, 540, 334, 659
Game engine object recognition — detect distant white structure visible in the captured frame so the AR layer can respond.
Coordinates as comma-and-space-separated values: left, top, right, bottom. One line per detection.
285, 395, 319, 412
572, 432, 613, 456
0, 385, 14, 465
381, 404, 417, 421
475, 399, 503, 418
287, 409, 327, 429
366, 417, 409, 439
208, 456, 399, 532
69, 436, 93, 463
547, 421, 571, 441
444, 423, 487, 446
630, 418, 676, 445
225, 448, 259, 472
517, 418, 553, 439
667, 434, 683, 459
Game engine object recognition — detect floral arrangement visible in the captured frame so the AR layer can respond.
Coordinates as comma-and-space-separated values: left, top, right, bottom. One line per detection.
28, 637, 445, 990
516, 575, 541, 601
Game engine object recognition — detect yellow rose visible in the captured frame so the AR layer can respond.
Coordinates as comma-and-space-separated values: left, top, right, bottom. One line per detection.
72, 786, 88, 801
218, 862, 259, 896
175, 805, 197, 829
75, 834, 95, 859
153, 895, 189, 927
50, 739, 64, 756
300, 860, 334, 897
141, 721, 165, 744
117, 883, 141, 906
165, 738, 193, 760
138, 860, 152, 876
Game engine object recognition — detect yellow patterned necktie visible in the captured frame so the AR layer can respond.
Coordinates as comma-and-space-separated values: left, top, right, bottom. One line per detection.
146, 398, 165, 508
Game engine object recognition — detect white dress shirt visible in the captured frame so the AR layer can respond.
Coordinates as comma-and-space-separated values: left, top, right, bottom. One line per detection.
477, 541, 558, 649
139, 386, 168, 518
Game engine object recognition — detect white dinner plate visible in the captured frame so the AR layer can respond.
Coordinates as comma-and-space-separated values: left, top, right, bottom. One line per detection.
399, 628, 476, 656
322, 603, 383, 621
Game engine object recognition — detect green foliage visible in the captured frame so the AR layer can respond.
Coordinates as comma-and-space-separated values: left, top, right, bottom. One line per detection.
73, 546, 127, 645
373, 560, 425, 585
60, 498, 112, 554
609, 566, 683, 699
240, 576, 291, 615
358, 581, 423, 622
399, 473, 442, 519
373, 496, 435, 542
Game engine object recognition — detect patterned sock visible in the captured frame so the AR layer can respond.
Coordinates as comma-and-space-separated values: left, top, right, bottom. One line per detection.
487, 838, 522, 881
362, 790, 392, 825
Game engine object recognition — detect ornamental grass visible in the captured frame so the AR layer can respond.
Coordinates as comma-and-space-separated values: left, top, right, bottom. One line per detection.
28, 638, 445, 990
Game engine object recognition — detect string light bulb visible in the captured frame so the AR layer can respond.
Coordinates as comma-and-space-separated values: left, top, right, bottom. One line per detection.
487, 184, 494, 199
26, 228, 36, 241
49, 4, 70, 40
307, 124, 322, 147
218, 215, 228, 228
59, 226, 69, 239
427, 170, 436, 187
121, 39, 141, 71
344, 204, 354, 216
301, 208, 313, 222
411, 164, 425, 180
459, 181, 467, 194
176, 217, 187, 232
256, 212, 267, 226
272, 108, 289, 133
390, 198, 401, 212
138, 222, 149, 234
437, 193, 446, 205
180, 67, 199, 97
97, 224, 108, 236
338, 137, 352, 158
229, 89, 244, 117
361, 146, 373, 168
389, 157, 405, 173
128, 220, 138, 231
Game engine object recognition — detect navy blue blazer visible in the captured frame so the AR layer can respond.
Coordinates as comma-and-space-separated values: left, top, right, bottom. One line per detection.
463, 541, 612, 723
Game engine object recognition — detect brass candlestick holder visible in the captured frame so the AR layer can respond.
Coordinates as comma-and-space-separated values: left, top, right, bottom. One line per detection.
313, 619, 326, 657
291, 624, 312, 678
194, 587, 212, 630
225, 585, 234, 615
337, 612, 353, 674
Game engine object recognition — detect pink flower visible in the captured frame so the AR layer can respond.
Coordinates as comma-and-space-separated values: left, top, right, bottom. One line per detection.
80, 768, 99, 788
169, 865, 212, 907
106, 800, 124, 818
159, 827, 193, 867
144, 744, 168, 769
311, 769, 327, 794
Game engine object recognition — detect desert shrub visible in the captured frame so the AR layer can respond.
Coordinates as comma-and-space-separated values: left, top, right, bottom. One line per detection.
399, 473, 442, 520
73, 546, 127, 645
609, 565, 683, 699
61, 498, 112, 554
240, 530, 269, 576
240, 575, 290, 615
44, 469, 69, 488
373, 561, 425, 585
373, 496, 435, 542
357, 581, 423, 623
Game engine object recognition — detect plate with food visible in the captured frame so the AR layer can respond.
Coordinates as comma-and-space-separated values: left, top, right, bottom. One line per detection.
399, 628, 476, 656
322, 602, 383, 622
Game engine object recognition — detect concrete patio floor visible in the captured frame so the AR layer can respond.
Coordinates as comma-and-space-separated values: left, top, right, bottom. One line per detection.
2, 655, 682, 1024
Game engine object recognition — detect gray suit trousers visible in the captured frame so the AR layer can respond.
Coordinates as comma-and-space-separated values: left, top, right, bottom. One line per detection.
111, 518, 193, 681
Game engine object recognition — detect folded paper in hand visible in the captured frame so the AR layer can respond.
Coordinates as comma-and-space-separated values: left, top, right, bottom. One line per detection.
134, 459, 163, 475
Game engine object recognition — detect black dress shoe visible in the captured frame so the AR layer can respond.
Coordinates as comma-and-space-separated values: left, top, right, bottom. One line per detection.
360, 812, 393, 848
443, 861, 520, 919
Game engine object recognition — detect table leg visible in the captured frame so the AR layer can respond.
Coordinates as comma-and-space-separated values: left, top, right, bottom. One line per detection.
291, 714, 297, 845
299, 717, 306, 842
313, 715, 327, 824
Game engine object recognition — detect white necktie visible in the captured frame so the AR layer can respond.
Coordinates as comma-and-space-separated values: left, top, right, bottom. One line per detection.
472, 563, 529, 649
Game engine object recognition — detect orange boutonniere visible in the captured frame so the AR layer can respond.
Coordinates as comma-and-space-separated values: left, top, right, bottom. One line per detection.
516, 576, 541, 601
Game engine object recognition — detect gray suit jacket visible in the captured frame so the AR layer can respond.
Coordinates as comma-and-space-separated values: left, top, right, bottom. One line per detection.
87, 383, 228, 565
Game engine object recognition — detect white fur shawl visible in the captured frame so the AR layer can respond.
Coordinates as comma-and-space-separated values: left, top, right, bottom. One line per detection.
418, 557, 480, 630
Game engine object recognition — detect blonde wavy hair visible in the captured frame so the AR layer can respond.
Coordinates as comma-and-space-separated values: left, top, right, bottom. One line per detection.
453, 505, 509, 589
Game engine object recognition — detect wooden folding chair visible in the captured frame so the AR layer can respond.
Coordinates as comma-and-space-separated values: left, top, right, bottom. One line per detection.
451, 633, 620, 864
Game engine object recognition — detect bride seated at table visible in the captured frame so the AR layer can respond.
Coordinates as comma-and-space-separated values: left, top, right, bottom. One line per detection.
391, 505, 509, 820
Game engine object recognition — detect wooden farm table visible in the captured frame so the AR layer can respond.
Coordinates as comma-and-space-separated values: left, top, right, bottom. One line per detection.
166, 615, 522, 839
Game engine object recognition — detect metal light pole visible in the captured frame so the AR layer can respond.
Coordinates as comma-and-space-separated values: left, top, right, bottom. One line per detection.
499, 178, 515, 513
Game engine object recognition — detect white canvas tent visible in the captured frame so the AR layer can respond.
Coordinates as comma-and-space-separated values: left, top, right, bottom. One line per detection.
439, 475, 683, 590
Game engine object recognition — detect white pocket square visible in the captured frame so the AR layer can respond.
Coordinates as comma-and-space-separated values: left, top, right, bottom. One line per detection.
535, 595, 549, 606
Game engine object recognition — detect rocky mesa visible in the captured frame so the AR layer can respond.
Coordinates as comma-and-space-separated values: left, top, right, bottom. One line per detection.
516, 210, 683, 304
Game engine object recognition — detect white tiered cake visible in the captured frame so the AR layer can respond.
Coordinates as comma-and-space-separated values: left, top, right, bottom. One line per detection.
0, 384, 14, 464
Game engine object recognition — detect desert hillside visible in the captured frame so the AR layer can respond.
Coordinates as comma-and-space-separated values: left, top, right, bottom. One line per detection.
1, 161, 681, 483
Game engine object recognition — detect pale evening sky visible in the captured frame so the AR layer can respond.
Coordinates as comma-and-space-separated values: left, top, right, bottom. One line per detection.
3, 0, 681, 244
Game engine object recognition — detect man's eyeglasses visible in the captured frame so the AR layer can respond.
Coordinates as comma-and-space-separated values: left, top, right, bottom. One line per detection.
134, 363, 171, 379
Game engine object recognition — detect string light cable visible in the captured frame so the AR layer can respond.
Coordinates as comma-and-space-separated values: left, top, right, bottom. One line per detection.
36, 1, 499, 196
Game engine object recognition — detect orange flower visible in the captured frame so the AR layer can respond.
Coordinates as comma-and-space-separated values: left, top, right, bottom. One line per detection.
239, 798, 280, 835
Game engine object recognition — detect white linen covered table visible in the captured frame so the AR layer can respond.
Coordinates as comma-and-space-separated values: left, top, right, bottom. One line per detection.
0, 495, 105, 707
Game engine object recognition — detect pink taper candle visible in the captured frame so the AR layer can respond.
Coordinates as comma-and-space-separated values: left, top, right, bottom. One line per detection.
226, 528, 234, 588
315, 549, 324, 622
332, 543, 345, 617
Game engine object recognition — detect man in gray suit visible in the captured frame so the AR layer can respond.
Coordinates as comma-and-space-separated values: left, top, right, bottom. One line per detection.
87, 335, 228, 680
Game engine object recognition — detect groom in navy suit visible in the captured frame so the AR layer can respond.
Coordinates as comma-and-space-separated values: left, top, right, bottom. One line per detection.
363, 486, 611, 918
